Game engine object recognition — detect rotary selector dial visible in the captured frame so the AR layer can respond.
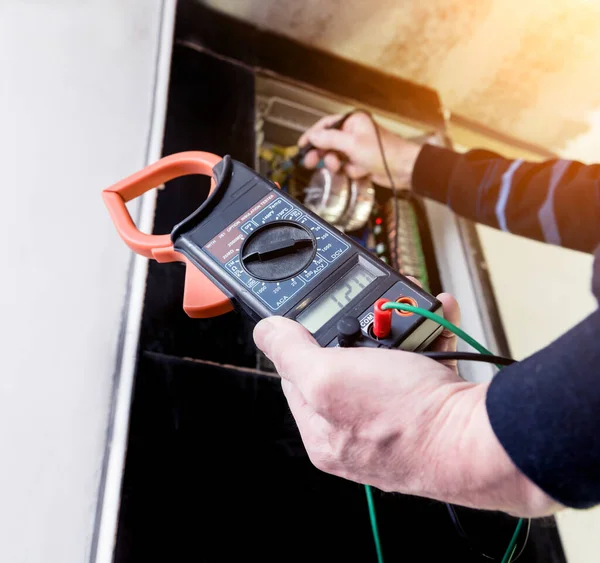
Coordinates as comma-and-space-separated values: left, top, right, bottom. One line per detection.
241, 221, 316, 282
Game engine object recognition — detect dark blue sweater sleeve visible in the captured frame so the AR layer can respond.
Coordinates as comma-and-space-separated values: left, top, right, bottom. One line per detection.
412, 144, 600, 507
412, 144, 600, 253
486, 304, 600, 508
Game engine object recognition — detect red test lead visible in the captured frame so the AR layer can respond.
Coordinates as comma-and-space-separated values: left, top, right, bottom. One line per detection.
373, 298, 392, 339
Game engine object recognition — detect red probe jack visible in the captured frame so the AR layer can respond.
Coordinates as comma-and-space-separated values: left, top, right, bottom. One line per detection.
373, 298, 392, 339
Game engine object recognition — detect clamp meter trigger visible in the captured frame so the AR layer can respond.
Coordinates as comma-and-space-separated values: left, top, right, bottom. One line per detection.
103, 151, 443, 351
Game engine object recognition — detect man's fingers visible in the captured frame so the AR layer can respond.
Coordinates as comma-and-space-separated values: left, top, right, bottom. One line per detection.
298, 114, 343, 147
323, 153, 342, 173
396, 278, 460, 356
344, 163, 369, 180
430, 292, 461, 354
253, 316, 320, 383
437, 292, 460, 328
307, 129, 354, 157
303, 149, 321, 169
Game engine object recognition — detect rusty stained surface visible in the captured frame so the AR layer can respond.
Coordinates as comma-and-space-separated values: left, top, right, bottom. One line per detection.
204, 0, 600, 159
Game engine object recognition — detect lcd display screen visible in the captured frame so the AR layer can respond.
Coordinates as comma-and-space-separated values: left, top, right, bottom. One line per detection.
296, 264, 377, 333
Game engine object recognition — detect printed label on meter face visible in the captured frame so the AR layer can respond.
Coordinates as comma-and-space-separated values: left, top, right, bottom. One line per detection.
203, 195, 350, 311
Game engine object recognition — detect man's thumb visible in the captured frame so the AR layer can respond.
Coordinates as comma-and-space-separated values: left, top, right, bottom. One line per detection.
253, 317, 318, 377
308, 129, 353, 155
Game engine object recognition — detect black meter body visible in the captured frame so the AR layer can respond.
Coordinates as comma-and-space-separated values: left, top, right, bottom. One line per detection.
172, 157, 443, 350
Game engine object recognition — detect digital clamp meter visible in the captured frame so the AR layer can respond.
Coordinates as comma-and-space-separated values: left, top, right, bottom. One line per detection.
103, 152, 443, 351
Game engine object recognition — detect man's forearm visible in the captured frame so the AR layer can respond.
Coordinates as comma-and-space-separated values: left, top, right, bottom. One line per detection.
411, 144, 600, 254
485, 308, 600, 509
409, 143, 600, 509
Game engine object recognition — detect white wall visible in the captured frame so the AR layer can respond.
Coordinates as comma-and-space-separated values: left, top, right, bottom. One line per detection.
478, 227, 596, 361
0, 2, 163, 561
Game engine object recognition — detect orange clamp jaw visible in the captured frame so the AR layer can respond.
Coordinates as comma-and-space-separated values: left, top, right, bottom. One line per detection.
102, 151, 233, 318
